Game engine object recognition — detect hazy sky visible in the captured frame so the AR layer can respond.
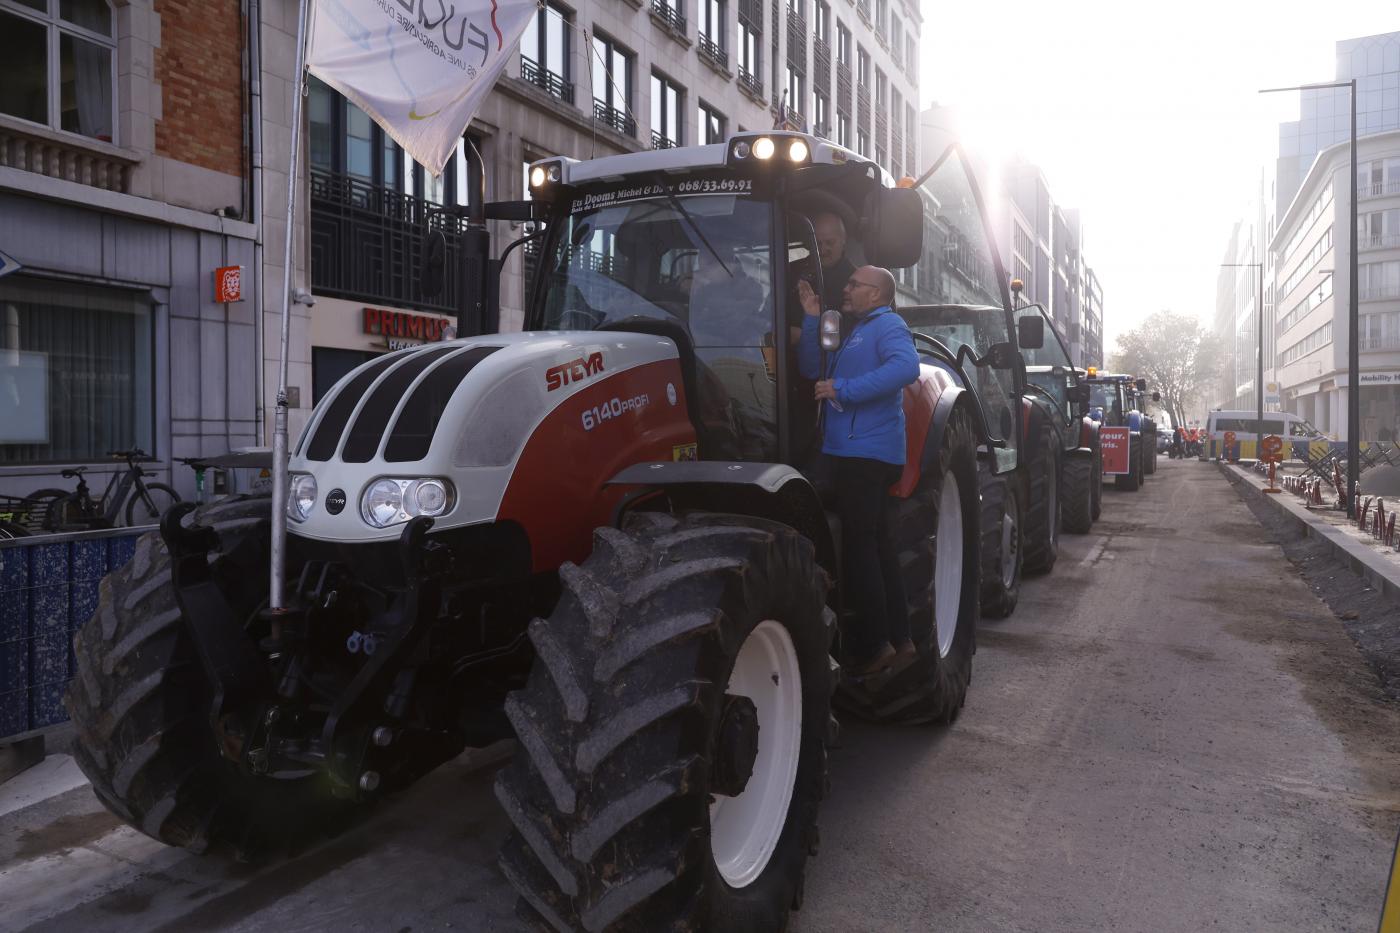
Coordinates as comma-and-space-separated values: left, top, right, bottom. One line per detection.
922, 1, 1396, 355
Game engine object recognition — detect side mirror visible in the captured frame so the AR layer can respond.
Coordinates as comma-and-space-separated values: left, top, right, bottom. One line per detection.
981, 341, 1018, 370
1135, 378, 1147, 391
420, 228, 447, 298
820, 309, 843, 351
1070, 383, 1091, 405
1017, 315, 1044, 350
1152, 391, 1161, 402
862, 187, 923, 268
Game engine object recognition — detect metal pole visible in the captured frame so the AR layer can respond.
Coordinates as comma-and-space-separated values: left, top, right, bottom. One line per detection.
1347, 78, 1359, 515
270, 0, 311, 611
1257, 258, 1263, 455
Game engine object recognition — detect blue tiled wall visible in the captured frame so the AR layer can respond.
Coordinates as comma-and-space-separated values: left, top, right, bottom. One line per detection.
0, 533, 141, 740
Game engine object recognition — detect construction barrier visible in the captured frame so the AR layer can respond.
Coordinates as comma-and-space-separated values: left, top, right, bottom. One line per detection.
0, 527, 145, 741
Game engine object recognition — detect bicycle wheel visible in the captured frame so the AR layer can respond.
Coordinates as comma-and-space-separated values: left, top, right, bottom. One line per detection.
0, 521, 30, 539
125, 482, 181, 526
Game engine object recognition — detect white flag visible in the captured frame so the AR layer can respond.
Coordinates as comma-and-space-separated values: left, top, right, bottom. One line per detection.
307, 0, 536, 176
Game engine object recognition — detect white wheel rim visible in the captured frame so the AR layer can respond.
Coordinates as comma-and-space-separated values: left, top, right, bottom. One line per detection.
999, 495, 1018, 589
710, 619, 802, 889
935, 472, 964, 658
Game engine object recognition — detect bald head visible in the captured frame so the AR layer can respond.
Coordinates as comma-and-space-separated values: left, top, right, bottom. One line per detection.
843, 265, 897, 315
813, 212, 848, 268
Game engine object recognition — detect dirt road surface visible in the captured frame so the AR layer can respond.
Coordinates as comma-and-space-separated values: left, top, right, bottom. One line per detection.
2, 457, 1397, 931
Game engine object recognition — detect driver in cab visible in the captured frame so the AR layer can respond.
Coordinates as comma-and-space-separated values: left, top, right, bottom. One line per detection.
796, 267, 920, 676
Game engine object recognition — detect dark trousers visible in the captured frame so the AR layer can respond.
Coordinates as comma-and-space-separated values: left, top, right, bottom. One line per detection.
833, 455, 909, 661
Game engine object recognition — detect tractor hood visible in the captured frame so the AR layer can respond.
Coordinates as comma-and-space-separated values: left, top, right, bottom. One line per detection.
286, 331, 680, 542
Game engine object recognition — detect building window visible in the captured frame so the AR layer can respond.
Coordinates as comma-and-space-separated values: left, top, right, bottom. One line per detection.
874, 0, 886, 37
814, 0, 829, 43
837, 111, 850, 147
308, 78, 480, 209
1361, 260, 1400, 301
812, 90, 829, 137
857, 46, 871, 89
699, 100, 726, 143
0, 0, 116, 142
890, 15, 901, 58
520, 2, 573, 103
651, 72, 683, 148
785, 65, 804, 120
875, 68, 887, 107
1360, 209, 1400, 248
699, 0, 726, 56
906, 34, 916, 80
739, 18, 760, 85
836, 23, 850, 64
0, 275, 153, 464
786, 0, 803, 16
591, 32, 635, 136
857, 128, 869, 157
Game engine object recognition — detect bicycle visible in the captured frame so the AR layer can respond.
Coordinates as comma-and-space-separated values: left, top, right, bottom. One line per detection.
25, 448, 182, 531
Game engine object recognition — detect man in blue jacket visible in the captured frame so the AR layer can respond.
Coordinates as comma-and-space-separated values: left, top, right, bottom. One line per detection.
797, 266, 921, 676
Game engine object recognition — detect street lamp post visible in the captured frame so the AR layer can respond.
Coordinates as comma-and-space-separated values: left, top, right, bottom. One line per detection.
1261, 79, 1358, 514
1222, 260, 1264, 458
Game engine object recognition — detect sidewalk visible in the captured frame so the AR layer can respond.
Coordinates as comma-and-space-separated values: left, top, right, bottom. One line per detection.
1224, 460, 1400, 609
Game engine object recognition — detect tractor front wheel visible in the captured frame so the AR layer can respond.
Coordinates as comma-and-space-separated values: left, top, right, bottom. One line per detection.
65, 495, 365, 856
1023, 430, 1061, 574
496, 512, 837, 932
978, 466, 1021, 619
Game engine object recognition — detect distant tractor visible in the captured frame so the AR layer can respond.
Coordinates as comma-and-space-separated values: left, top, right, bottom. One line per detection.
65, 134, 1023, 931
1016, 305, 1101, 536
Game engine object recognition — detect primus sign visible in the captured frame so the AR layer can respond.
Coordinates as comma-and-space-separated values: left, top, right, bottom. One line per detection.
362, 307, 452, 345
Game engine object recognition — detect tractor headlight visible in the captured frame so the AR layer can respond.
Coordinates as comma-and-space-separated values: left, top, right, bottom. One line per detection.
360, 477, 456, 528
753, 137, 776, 160
288, 473, 317, 522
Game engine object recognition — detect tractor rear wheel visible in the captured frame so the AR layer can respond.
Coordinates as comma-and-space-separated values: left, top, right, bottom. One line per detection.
1023, 430, 1061, 574
1091, 442, 1103, 520
64, 494, 364, 856
496, 512, 837, 933
1115, 437, 1142, 492
978, 465, 1021, 619
838, 404, 980, 725
1061, 453, 1094, 534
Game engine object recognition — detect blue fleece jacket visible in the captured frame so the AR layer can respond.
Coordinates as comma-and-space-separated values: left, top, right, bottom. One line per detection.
798, 306, 920, 465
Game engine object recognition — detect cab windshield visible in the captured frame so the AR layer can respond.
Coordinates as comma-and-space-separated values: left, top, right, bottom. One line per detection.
536, 188, 774, 348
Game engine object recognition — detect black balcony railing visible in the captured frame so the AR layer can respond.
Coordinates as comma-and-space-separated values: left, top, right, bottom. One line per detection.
652, 130, 678, 150
738, 68, 764, 101
698, 34, 729, 69
651, 0, 687, 35
594, 99, 636, 136
521, 56, 574, 104
310, 169, 471, 317
812, 122, 832, 139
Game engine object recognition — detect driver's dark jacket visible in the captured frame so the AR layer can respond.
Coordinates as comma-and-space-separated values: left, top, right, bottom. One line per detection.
798, 306, 920, 465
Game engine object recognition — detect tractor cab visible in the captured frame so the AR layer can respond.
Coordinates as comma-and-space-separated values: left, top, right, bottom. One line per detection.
522, 133, 1003, 471
1016, 304, 1092, 423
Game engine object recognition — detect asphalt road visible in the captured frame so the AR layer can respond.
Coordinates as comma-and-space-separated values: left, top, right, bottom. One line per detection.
3, 457, 1398, 932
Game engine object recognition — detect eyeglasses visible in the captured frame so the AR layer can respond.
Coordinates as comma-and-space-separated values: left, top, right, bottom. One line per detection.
844, 279, 881, 291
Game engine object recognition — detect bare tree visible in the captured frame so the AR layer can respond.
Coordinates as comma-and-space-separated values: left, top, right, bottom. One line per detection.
1114, 312, 1221, 428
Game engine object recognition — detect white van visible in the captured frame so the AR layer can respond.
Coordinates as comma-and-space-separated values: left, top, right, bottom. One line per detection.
1202, 410, 1325, 460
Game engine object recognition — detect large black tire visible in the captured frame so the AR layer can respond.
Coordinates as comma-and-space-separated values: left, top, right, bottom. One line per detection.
838, 404, 980, 725
64, 494, 362, 855
1115, 436, 1142, 491
1091, 441, 1103, 520
1061, 453, 1094, 534
977, 464, 1021, 619
125, 481, 181, 526
1023, 427, 1061, 574
1144, 433, 1158, 475
496, 512, 837, 933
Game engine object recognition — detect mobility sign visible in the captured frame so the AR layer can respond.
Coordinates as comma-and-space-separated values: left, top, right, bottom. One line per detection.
1100, 426, 1131, 474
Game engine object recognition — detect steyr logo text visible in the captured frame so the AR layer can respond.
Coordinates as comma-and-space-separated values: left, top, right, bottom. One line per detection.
546, 352, 605, 391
